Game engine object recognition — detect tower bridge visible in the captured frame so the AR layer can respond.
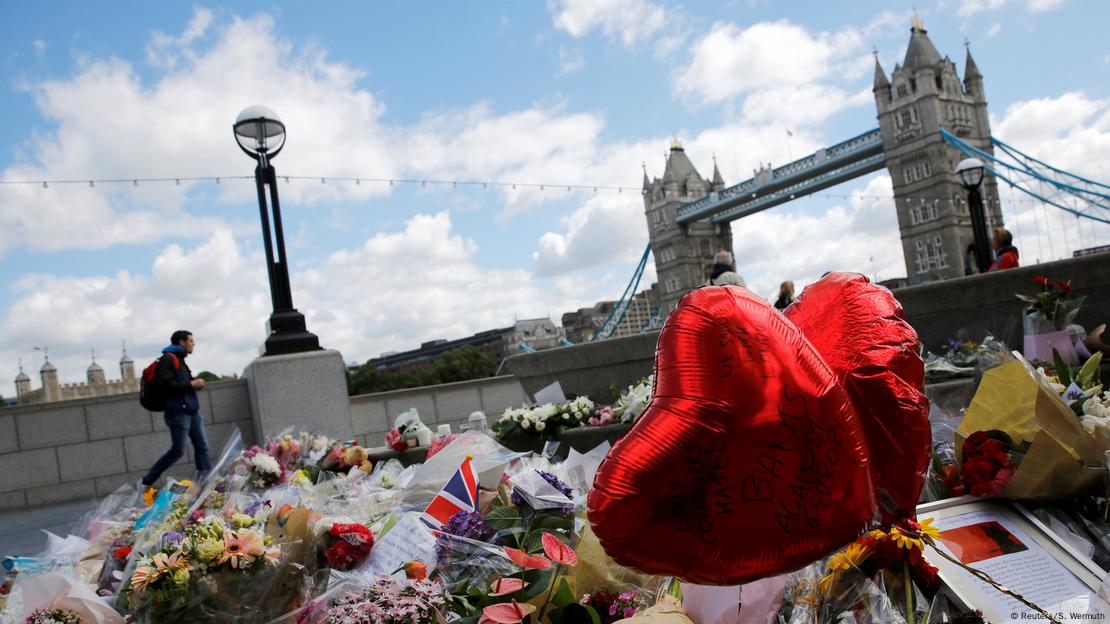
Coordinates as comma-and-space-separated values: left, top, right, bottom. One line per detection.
645, 15, 1007, 314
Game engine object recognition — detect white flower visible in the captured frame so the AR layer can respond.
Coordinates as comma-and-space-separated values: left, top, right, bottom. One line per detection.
535, 421, 546, 432
250, 452, 281, 476
521, 418, 532, 430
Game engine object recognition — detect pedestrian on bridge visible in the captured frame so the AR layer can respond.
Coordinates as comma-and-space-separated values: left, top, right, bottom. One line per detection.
987, 227, 1020, 272
707, 251, 746, 287
139, 330, 210, 490
774, 280, 795, 309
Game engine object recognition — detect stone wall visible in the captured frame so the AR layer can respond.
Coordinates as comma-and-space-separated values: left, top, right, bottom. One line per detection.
349, 375, 529, 446
0, 380, 255, 510
506, 253, 1110, 399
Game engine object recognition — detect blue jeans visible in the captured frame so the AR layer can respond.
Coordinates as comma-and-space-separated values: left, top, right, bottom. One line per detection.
142, 412, 211, 485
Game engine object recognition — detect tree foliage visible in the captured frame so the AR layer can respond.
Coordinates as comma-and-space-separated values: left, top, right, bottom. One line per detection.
347, 345, 498, 396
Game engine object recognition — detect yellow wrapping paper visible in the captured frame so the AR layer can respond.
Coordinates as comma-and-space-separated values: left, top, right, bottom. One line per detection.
570, 522, 658, 598
957, 359, 1107, 500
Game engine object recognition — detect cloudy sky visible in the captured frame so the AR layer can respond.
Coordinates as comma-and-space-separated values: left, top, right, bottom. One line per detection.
1, 1, 1108, 388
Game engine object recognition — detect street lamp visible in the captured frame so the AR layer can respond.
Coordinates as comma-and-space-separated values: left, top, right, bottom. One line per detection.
234, 105, 321, 356
955, 157, 992, 274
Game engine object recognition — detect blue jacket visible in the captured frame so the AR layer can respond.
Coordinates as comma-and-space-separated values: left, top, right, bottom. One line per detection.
158, 344, 199, 415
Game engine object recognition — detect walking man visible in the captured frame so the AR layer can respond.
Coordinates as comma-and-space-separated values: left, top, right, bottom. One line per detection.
140, 330, 210, 489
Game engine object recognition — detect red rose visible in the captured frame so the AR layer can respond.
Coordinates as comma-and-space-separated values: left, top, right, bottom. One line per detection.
961, 459, 998, 486
1058, 281, 1072, 295
326, 540, 360, 569
112, 546, 132, 561
1033, 276, 1048, 286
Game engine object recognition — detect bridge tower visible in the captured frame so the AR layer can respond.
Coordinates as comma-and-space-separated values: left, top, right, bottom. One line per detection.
644, 140, 733, 313
874, 16, 1003, 281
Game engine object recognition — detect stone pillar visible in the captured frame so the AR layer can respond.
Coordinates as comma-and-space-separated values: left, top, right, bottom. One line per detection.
243, 349, 354, 441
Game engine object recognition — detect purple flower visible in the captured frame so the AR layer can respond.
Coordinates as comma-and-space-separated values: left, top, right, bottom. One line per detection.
160, 531, 184, 551
435, 510, 493, 565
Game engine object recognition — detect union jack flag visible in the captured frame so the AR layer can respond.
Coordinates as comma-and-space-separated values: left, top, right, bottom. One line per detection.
421, 454, 479, 531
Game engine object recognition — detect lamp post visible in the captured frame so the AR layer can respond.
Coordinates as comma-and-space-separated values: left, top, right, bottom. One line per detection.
234, 105, 320, 356
955, 157, 992, 273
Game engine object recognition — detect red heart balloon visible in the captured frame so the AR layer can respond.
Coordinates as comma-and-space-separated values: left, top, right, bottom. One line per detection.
785, 272, 930, 523
588, 285, 875, 585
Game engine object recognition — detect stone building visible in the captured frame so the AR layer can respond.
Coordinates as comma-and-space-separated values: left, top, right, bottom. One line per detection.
561, 285, 661, 343
643, 140, 734, 314
874, 15, 1003, 281
15, 351, 139, 405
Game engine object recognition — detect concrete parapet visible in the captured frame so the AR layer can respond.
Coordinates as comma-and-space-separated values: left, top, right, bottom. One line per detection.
504, 331, 658, 404
245, 350, 353, 440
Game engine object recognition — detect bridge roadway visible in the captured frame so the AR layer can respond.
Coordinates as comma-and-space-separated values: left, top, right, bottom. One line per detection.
675, 128, 884, 224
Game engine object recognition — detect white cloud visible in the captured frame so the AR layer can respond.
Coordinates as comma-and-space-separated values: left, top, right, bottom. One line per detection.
548, 0, 669, 47
534, 194, 646, 276
988, 92, 1110, 265
986, 23, 1002, 38
741, 85, 872, 127
729, 174, 905, 299
956, 0, 1007, 17
1027, 0, 1064, 11
32, 40, 46, 57
0, 9, 402, 255
145, 7, 214, 69
673, 20, 864, 107
558, 45, 586, 75
402, 103, 605, 219
2, 212, 602, 389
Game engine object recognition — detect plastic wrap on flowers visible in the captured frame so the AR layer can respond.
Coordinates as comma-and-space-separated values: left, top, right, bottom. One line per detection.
588, 285, 875, 585
268, 571, 451, 624
785, 272, 931, 522
121, 511, 315, 624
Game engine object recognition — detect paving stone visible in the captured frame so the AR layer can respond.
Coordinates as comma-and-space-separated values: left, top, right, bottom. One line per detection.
478, 380, 529, 414
385, 393, 437, 425
209, 382, 251, 423
434, 386, 484, 424
350, 400, 388, 436
124, 431, 187, 473
0, 489, 27, 511
25, 479, 97, 507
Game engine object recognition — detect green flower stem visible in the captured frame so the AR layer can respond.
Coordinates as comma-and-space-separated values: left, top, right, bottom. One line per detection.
903, 561, 914, 624
539, 563, 562, 619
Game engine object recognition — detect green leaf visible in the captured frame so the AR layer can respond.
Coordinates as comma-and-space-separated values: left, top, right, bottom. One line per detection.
485, 506, 523, 531
522, 568, 555, 597
1053, 348, 1072, 387
549, 604, 602, 624
551, 577, 577, 608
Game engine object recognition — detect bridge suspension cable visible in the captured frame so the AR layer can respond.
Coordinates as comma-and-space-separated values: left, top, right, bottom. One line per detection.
590, 242, 652, 342
940, 129, 1110, 225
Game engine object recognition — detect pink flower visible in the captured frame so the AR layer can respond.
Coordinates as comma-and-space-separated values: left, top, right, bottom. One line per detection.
541, 532, 577, 566
490, 577, 527, 596
480, 601, 536, 624
504, 547, 551, 569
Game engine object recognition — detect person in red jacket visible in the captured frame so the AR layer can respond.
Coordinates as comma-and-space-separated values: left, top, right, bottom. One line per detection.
988, 227, 1019, 272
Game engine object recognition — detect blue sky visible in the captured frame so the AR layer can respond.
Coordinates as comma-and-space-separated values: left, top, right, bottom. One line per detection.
1, 0, 1108, 387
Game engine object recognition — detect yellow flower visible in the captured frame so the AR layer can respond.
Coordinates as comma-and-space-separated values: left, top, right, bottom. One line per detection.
890, 525, 923, 550
827, 541, 870, 572
918, 517, 940, 542
130, 565, 159, 591
195, 537, 224, 563
143, 487, 158, 507
231, 513, 256, 528
171, 568, 190, 586
291, 470, 312, 487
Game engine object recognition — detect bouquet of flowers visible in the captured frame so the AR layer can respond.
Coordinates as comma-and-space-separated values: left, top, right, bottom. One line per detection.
493, 396, 596, 443
325, 576, 449, 624
957, 431, 1026, 497
612, 375, 653, 424
265, 431, 331, 473
1018, 276, 1084, 363
123, 513, 283, 623
234, 446, 286, 489
23, 608, 82, 624
318, 522, 375, 571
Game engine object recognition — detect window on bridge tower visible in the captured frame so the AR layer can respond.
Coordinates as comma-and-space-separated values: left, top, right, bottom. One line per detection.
896, 83, 908, 98
910, 78, 917, 93
900, 110, 913, 129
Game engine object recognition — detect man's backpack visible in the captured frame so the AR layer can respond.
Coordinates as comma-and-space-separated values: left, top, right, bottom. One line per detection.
139, 354, 178, 412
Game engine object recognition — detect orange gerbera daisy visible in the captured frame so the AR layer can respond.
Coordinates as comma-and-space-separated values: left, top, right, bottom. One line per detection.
152, 551, 191, 573
217, 530, 266, 569
130, 565, 159, 591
